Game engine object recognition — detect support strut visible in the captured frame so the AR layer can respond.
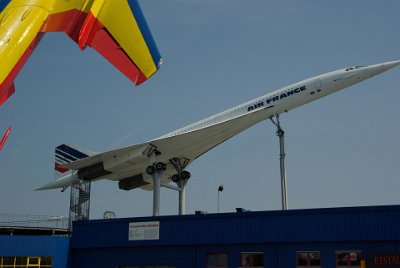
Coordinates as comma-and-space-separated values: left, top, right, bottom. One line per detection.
152, 170, 161, 216
177, 179, 187, 215
147, 162, 166, 216
170, 158, 190, 215
270, 114, 288, 210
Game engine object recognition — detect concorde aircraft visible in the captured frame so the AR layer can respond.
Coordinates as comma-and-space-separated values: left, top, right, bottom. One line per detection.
37, 60, 400, 210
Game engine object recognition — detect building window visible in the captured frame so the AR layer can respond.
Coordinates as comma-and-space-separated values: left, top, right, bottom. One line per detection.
28, 257, 40, 265
0, 256, 52, 268
336, 251, 362, 268
240, 252, 264, 268
1, 257, 14, 267
207, 253, 228, 268
296, 252, 321, 267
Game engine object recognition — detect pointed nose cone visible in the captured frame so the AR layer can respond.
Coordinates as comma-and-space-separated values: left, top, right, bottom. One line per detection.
383, 60, 400, 71
360, 60, 400, 79
371, 59, 400, 73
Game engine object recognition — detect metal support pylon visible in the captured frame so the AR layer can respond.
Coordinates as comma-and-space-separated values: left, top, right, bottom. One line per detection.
270, 114, 288, 210
177, 178, 188, 215
152, 168, 161, 216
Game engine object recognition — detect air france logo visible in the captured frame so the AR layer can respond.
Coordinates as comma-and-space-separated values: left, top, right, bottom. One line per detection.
247, 85, 307, 112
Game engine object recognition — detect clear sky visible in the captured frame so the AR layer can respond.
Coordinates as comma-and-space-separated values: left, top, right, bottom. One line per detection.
1, 0, 400, 219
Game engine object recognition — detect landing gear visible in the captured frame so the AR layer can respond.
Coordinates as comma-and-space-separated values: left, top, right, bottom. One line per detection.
171, 174, 180, 183
171, 171, 191, 183
146, 162, 166, 175
156, 162, 166, 171
181, 170, 191, 180
146, 165, 155, 175
145, 157, 191, 216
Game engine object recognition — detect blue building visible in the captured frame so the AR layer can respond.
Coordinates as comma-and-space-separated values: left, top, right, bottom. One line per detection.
1, 205, 400, 267
68, 205, 400, 268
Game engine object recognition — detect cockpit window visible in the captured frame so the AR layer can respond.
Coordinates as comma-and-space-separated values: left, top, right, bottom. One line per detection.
346, 66, 365, 71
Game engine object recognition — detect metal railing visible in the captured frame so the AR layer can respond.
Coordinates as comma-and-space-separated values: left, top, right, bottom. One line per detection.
0, 213, 69, 229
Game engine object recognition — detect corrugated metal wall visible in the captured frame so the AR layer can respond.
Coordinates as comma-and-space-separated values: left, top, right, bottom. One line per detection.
71, 205, 400, 248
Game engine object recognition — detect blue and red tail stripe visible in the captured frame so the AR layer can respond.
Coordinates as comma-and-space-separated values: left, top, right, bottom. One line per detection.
54, 163, 69, 174
56, 144, 89, 163
55, 144, 89, 174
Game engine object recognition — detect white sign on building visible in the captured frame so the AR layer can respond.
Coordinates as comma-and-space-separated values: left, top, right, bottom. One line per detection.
129, 221, 160, 241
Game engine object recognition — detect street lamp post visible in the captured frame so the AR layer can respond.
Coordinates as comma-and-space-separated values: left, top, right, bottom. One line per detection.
218, 185, 224, 213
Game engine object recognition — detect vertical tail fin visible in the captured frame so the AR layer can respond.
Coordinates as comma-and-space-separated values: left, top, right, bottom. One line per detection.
54, 144, 93, 179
